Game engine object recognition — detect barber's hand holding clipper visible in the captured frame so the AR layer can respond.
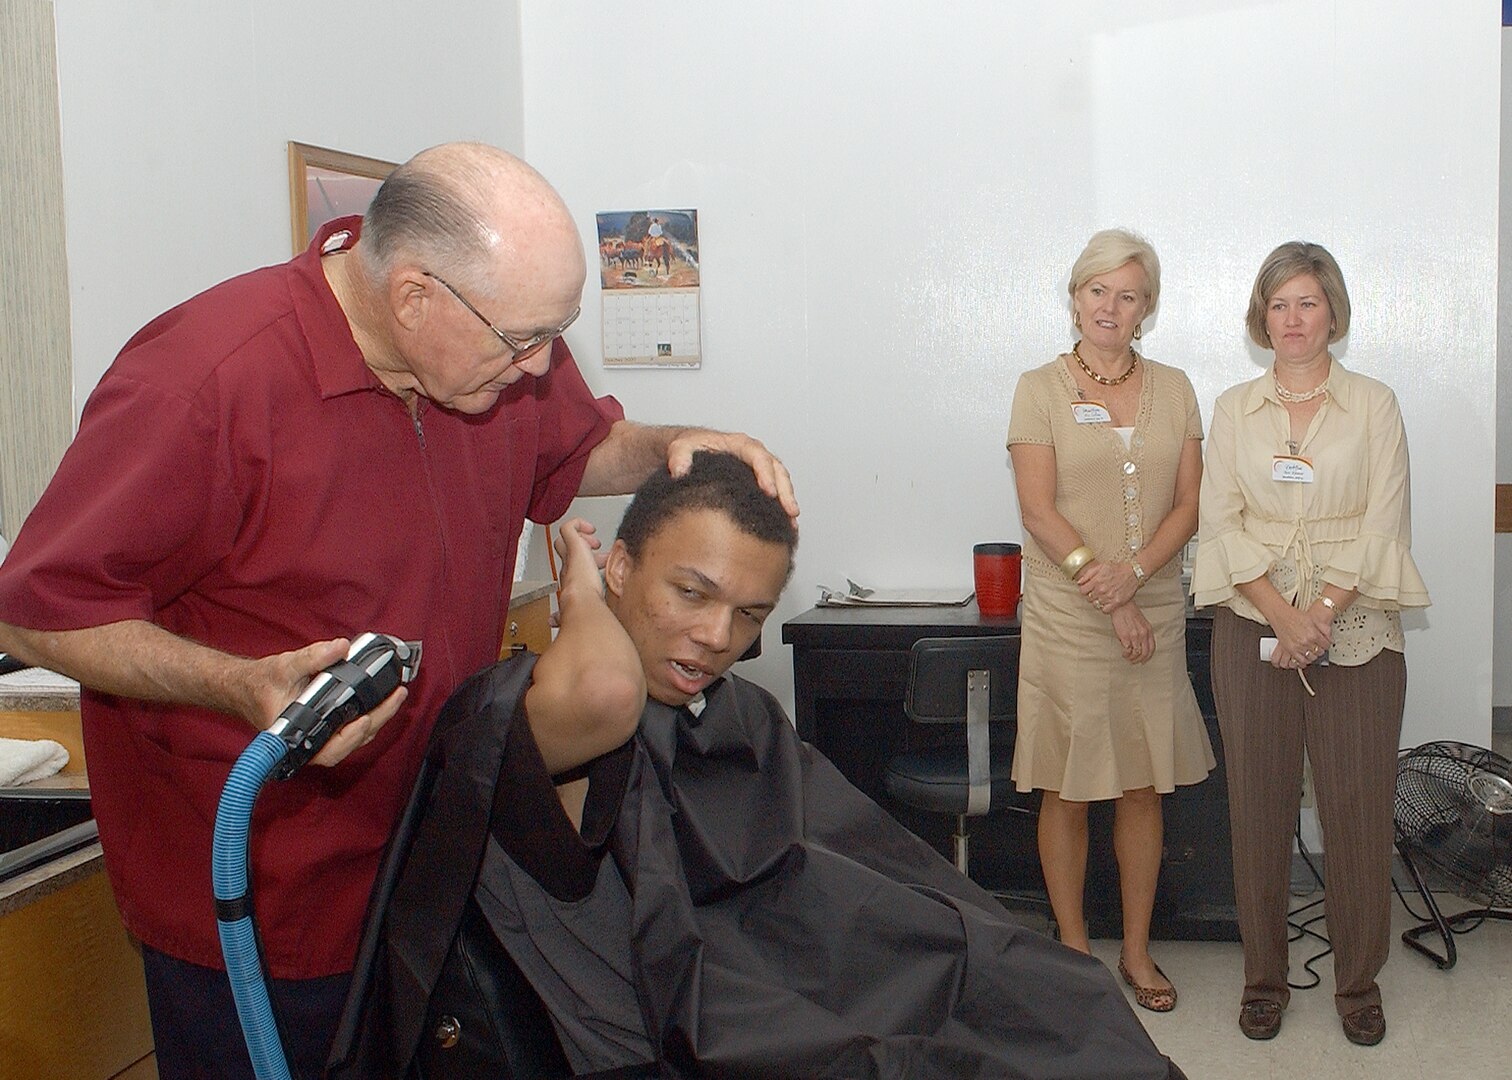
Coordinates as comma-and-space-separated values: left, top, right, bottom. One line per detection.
247, 638, 408, 767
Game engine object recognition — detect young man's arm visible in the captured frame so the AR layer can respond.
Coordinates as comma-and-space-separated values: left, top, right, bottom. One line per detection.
522, 518, 646, 776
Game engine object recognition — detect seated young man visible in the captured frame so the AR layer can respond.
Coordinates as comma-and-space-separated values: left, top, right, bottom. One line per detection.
337, 452, 1183, 1079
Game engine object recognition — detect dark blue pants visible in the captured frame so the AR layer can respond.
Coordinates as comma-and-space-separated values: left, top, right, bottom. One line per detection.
142, 945, 351, 1080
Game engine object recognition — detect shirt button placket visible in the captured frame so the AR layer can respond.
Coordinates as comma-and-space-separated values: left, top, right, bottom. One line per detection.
1123, 460, 1142, 554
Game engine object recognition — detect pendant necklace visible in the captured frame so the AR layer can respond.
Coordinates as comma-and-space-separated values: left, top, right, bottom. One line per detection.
1073, 343, 1139, 387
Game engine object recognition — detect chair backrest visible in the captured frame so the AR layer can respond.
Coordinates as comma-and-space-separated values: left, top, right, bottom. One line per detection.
904, 636, 1018, 725
903, 637, 1018, 817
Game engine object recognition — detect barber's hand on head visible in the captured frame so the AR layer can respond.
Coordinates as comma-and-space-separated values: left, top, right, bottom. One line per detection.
247, 638, 407, 768
1110, 602, 1155, 665
666, 429, 799, 522
1077, 560, 1138, 613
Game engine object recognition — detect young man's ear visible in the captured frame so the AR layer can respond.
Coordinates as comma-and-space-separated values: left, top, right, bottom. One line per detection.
603, 539, 632, 600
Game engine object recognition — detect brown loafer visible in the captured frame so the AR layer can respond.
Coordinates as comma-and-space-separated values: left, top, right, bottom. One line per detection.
1238, 1000, 1283, 1040
1342, 1004, 1385, 1046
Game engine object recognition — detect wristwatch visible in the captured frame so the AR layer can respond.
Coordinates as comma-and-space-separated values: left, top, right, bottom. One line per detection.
1319, 596, 1337, 611
1131, 560, 1146, 587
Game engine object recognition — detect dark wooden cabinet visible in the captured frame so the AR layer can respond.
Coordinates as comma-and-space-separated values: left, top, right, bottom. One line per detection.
782, 603, 1237, 940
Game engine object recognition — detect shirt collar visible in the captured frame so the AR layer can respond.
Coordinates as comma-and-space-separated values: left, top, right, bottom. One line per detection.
684, 674, 730, 718
290, 215, 384, 399
1241, 354, 1356, 415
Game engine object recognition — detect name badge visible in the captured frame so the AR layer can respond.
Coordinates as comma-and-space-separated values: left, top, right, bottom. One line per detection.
1272, 454, 1315, 483
1071, 401, 1112, 424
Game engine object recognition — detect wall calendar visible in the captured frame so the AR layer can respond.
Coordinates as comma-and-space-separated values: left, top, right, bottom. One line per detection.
595, 208, 701, 368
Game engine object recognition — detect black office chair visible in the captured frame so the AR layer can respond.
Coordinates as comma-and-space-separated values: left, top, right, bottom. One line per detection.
882, 636, 1029, 882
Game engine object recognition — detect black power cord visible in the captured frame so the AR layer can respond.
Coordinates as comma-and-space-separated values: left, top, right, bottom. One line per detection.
1286, 822, 1332, 990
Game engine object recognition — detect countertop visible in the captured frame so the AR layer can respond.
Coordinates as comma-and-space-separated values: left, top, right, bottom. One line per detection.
0, 672, 78, 713
0, 842, 102, 917
510, 578, 557, 606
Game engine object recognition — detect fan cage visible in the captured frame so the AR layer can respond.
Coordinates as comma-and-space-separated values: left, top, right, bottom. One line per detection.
1395, 741, 1512, 909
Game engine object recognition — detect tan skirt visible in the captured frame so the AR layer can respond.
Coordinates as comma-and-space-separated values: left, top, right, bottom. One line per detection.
1011, 567, 1214, 801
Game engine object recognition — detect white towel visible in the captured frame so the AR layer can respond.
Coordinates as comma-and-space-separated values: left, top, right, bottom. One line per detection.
0, 737, 70, 786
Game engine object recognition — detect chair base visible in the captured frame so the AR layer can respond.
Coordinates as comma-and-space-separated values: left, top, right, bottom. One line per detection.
946, 816, 1052, 920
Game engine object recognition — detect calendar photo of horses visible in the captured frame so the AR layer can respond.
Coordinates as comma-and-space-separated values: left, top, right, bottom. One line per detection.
596, 208, 701, 290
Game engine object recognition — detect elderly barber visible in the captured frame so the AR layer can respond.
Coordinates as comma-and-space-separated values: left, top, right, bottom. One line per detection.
0, 142, 795, 1079
1008, 228, 1213, 1015
1191, 241, 1428, 1047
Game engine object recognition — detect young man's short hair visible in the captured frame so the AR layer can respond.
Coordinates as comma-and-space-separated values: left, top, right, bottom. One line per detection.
616, 451, 797, 577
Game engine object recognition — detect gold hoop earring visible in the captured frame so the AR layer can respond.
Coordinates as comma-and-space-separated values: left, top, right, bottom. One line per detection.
1072, 310, 1081, 330
1133, 323, 1142, 341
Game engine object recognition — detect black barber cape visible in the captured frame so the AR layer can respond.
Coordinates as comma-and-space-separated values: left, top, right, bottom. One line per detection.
328, 654, 1184, 1079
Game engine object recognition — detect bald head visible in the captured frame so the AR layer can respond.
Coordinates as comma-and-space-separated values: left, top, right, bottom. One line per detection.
359, 142, 584, 304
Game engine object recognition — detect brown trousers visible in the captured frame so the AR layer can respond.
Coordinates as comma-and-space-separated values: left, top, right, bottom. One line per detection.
1210, 608, 1405, 1016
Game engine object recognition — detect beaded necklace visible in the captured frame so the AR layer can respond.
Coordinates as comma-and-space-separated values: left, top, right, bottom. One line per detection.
1273, 367, 1329, 403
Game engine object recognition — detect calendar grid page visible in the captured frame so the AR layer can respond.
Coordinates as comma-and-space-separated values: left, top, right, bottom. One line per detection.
602, 287, 701, 368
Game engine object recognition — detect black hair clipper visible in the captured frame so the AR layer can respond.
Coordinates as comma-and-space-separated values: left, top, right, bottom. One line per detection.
268, 633, 421, 779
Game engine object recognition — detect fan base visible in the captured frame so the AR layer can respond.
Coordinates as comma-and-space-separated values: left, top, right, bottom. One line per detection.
1401, 907, 1512, 970
1396, 839, 1512, 970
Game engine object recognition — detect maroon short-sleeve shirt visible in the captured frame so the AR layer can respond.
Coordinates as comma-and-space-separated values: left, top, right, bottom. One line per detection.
0, 218, 622, 976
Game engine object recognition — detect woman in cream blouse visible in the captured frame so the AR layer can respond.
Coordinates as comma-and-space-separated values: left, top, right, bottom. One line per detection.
1191, 241, 1429, 1048
1008, 229, 1214, 1014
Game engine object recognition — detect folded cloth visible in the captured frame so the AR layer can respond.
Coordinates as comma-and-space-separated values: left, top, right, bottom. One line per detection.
0, 737, 70, 786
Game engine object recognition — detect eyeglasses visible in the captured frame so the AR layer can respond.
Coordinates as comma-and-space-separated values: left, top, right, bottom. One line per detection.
423, 271, 580, 361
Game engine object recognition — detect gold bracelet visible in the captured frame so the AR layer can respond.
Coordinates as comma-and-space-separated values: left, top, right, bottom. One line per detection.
1061, 545, 1095, 579
1131, 560, 1146, 587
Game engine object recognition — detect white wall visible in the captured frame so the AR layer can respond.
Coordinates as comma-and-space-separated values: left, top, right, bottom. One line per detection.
524, 0, 1499, 745
44, 2, 1500, 743
52, 0, 526, 413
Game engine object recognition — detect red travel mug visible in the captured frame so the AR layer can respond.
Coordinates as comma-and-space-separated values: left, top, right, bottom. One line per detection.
973, 542, 1023, 619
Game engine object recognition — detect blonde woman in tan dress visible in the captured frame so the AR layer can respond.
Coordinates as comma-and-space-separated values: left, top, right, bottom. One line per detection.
1007, 229, 1215, 1013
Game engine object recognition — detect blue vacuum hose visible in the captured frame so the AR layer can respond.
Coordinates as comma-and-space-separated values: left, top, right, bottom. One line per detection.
213, 731, 296, 1080
212, 634, 421, 1080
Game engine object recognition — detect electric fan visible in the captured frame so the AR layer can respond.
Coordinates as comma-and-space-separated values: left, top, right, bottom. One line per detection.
1393, 740, 1512, 969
